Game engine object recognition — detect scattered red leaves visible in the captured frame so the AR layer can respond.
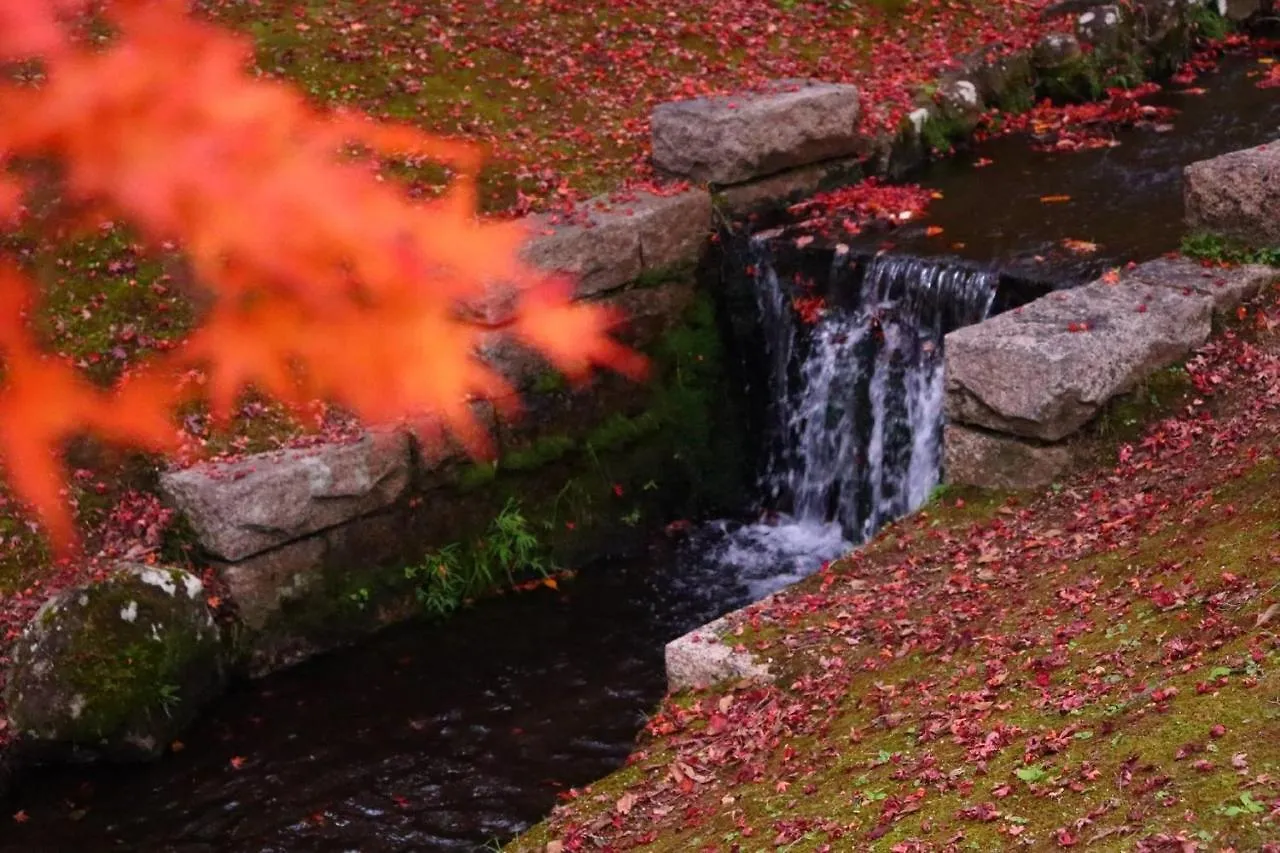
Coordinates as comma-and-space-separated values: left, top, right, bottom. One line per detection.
786, 179, 936, 238
791, 295, 827, 325
1001, 84, 1176, 153
536, 281, 1280, 850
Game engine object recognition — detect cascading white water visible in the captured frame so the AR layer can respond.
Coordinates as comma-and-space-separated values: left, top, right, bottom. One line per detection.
764, 250, 998, 540
689, 240, 998, 600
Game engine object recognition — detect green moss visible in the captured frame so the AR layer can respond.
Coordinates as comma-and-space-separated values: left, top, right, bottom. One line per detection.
1036, 52, 1105, 103
259, 547, 418, 655
585, 411, 662, 453
38, 574, 216, 742
500, 434, 577, 472
991, 77, 1035, 115
1089, 364, 1194, 445
458, 460, 499, 491
919, 111, 970, 155
508, 420, 1280, 851
633, 261, 698, 290
1181, 232, 1280, 265
530, 370, 568, 395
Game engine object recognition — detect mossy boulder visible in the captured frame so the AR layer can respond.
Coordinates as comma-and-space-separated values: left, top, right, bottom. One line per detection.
4, 563, 229, 763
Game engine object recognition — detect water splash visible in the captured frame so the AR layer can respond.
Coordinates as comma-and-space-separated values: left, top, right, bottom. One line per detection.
693, 240, 998, 598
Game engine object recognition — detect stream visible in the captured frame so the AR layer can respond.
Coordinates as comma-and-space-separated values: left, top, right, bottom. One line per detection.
3, 50, 1277, 853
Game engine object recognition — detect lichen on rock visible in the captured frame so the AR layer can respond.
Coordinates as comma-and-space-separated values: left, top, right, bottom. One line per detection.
4, 562, 229, 763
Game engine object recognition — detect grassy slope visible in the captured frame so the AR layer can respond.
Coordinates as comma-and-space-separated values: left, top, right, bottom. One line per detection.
196, 0, 1046, 214
508, 285, 1280, 851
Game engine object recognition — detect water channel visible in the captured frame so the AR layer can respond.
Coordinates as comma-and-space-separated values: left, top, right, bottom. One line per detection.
2, 49, 1277, 853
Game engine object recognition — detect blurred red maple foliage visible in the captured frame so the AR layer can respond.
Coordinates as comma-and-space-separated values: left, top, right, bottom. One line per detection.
0, 0, 644, 552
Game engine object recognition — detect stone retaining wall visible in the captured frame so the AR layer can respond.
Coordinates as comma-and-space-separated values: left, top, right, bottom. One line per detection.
944, 141, 1280, 491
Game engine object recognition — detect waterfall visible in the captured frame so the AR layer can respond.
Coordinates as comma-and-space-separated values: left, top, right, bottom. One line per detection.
686, 238, 999, 601
757, 246, 998, 541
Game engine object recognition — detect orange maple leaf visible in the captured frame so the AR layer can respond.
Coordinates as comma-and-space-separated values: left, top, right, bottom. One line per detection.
0, 0, 644, 553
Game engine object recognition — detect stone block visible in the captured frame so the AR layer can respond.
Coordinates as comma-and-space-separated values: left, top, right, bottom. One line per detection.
717, 158, 864, 215
1126, 256, 1276, 313
665, 613, 772, 692
599, 280, 697, 347
651, 80, 861, 185
1075, 5, 1123, 50
944, 423, 1075, 491
520, 188, 711, 298
1221, 0, 1263, 23
160, 430, 412, 562
1033, 32, 1082, 71
520, 209, 642, 299
945, 275, 1213, 441
1185, 141, 1280, 248
630, 189, 712, 271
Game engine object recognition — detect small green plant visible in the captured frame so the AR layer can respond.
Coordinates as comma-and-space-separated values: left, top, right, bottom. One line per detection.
157, 683, 181, 718
1181, 232, 1280, 267
405, 542, 467, 617
475, 499, 554, 587
1187, 1, 1232, 42
1014, 764, 1048, 783
621, 507, 642, 527
347, 587, 371, 611
404, 500, 554, 617
1217, 792, 1266, 817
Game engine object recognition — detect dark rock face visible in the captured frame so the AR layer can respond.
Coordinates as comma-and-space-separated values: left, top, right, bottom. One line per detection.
1222, 0, 1264, 23
944, 423, 1075, 491
1034, 31, 1083, 71
1185, 141, 1280, 248
1074, 4, 1123, 49
5, 564, 228, 762
650, 80, 861, 185
159, 430, 412, 562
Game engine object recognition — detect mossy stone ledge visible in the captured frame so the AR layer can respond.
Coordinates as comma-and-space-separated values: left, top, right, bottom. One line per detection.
4, 563, 229, 763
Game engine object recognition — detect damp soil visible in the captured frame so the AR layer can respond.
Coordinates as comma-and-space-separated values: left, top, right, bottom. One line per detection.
2, 51, 1277, 853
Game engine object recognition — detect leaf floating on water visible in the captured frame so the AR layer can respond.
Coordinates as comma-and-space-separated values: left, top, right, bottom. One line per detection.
1061, 239, 1098, 254
925, 226, 944, 237
1040, 194, 1072, 204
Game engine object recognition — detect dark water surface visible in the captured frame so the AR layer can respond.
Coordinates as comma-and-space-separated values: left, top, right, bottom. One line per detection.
853, 51, 1280, 282
3, 540, 753, 852
3, 51, 1277, 853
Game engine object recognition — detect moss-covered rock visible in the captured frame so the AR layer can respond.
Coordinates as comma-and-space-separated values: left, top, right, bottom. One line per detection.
4, 563, 229, 762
